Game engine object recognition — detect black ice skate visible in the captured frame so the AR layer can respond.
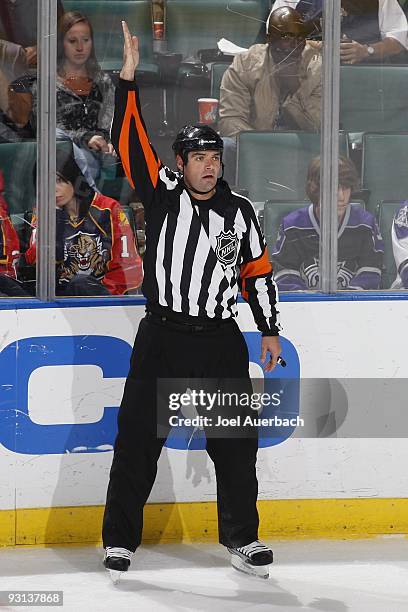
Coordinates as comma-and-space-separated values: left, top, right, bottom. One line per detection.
103, 547, 133, 583
227, 541, 273, 579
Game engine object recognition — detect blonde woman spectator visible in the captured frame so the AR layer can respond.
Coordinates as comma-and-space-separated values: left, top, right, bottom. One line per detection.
8, 11, 115, 183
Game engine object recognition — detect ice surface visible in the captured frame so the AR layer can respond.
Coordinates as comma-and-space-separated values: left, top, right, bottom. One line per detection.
1, 538, 408, 611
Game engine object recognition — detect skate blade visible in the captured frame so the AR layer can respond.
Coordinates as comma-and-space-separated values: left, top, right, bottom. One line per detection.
231, 555, 270, 579
107, 568, 123, 584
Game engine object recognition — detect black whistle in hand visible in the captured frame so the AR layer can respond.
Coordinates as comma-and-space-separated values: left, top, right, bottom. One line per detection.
277, 356, 286, 367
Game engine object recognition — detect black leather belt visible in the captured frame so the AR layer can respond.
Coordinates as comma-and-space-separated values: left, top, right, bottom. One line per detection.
146, 310, 234, 333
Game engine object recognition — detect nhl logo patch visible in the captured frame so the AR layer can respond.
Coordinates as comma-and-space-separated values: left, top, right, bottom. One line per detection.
215, 230, 239, 266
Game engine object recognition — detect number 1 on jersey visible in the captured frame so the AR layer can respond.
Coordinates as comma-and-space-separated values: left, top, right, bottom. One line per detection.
121, 235, 130, 258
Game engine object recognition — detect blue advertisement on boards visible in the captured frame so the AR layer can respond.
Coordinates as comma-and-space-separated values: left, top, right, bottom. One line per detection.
0, 333, 300, 455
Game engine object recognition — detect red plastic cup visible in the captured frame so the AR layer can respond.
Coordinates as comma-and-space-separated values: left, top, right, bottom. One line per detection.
198, 98, 219, 124
153, 21, 164, 40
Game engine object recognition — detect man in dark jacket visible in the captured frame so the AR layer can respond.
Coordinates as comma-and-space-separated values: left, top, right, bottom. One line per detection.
272, 0, 408, 63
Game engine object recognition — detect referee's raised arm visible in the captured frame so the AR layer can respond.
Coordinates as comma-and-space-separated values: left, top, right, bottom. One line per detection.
111, 21, 161, 206
120, 21, 139, 82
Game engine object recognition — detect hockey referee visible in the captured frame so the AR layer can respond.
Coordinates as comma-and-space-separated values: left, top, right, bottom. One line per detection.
102, 21, 282, 581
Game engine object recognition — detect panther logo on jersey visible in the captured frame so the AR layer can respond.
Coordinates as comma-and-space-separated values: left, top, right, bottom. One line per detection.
60, 231, 107, 281
215, 230, 239, 267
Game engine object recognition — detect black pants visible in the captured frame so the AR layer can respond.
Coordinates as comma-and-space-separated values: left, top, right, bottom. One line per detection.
57, 275, 111, 296
102, 315, 259, 551
0, 274, 30, 297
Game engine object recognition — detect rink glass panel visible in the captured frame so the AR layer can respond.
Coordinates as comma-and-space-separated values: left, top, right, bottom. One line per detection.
0, 5, 38, 299
337, 6, 408, 293
2, 0, 408, 302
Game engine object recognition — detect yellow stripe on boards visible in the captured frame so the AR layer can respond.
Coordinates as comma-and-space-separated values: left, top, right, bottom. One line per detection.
0, 510, 15, 546
0, 499, 408, 547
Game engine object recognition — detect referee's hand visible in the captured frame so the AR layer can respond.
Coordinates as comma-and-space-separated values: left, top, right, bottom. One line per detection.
120, 21, 140, 81
261, 336, 282, 373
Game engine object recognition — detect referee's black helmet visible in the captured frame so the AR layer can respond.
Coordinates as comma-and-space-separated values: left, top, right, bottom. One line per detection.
172, 124, 223, 164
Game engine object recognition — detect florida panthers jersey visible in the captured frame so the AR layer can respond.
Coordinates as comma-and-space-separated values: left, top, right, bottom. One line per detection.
0, 172, 20, 280
271, 204, 384, 291
26, 193, 143, 295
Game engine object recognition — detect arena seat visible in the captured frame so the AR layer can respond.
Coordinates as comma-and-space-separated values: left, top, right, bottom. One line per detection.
264, 200, 309, 256
166, 0, 267, 59
211, 62, 230, 98
97, 172, 133, 205
0, 141, 36, 216
377, 200, 404, 289
362, 133, 408, 215
236, 131, 349, 204
63, 1, 157, 76
340, 65, 408, 134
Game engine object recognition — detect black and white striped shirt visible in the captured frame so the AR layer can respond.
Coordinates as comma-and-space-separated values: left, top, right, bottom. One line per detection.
112, 79, 280, 335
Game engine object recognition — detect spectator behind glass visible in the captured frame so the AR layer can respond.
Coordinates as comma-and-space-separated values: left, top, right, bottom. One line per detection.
271, 0, 408, 63
218, 6, 322, 184
0, 169, 28, 296
391, 201, 408, 288
0, 0, 65, 67
24, 144, 143, 297
7, 11, 115, 185
271, 156, 384, 291
0, 41, 27, 142
219, 7, 322, 139
0, 0, 63, 142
